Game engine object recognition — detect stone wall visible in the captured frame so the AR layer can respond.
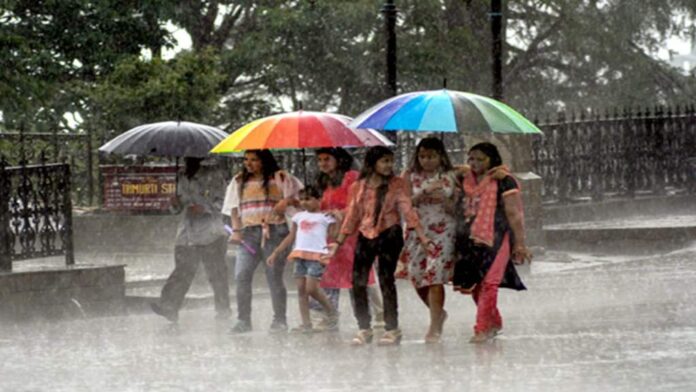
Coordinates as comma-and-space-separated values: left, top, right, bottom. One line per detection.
0, 265, 125, 321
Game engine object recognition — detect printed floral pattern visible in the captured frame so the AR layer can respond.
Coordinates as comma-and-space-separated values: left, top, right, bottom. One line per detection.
397, 170, 457, 288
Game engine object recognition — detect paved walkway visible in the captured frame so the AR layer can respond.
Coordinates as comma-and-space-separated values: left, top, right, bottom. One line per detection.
2, 243, 695, 391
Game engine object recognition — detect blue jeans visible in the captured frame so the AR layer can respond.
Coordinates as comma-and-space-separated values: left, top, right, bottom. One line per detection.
235, 224, 289, 324
293, 259, 326, 279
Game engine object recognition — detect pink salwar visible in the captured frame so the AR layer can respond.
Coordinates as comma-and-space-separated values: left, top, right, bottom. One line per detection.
471, 232, 511, 334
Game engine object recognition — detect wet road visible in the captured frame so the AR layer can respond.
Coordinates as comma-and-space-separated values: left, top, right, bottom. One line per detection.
2, 244, 696, 391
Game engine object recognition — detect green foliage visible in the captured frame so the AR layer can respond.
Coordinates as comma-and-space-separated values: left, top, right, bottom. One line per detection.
503, 0, 696, 113
0, 0, 172, 128
88, 49, 224, 136
2, 0, 696, 135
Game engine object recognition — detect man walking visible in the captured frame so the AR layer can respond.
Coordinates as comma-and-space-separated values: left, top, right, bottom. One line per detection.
151, 157, 231, 322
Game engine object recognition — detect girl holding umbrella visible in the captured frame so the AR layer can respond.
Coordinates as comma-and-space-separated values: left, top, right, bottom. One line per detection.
453, 142, 532, 343
222, 149, 303, 334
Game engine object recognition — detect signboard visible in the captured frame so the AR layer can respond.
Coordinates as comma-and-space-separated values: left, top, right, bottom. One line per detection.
101, 165, 178, 212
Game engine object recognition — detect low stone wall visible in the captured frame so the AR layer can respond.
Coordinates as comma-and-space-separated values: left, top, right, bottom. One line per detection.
515, 171, 544, 247
543, 194, 696, 225
73, 213, 178, 254
0, 265, 126, 321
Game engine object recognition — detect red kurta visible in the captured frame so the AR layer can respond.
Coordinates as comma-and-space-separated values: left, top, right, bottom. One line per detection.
319, 170, 375, 288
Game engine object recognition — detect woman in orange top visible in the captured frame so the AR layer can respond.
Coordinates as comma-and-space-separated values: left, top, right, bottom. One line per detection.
329, 146, 433, 346
310, 148, 382, 330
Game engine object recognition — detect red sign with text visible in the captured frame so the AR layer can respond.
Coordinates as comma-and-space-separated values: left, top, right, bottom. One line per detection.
101, 165, 177, 211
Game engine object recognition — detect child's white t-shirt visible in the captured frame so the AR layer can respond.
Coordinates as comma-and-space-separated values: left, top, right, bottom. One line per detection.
291, 211, 335, 255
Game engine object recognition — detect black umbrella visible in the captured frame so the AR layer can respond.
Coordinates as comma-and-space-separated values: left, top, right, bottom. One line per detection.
99, 121, 228, 158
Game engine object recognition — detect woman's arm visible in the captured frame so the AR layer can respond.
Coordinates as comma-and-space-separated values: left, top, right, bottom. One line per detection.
272, 170, 302, 215
394, 179, 431, 247
228, 208, 244, 243
327, 221, 338, 240
337, 181, 361, 240
267, 222, 297, 266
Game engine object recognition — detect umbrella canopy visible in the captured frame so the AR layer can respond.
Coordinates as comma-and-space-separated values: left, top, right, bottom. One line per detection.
210, 111, 394, 154
350, 89, 542, 134
99, 121, 229, 158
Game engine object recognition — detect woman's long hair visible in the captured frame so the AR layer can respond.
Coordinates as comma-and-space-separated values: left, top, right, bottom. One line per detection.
359, 146, 394, 225
468, 142, 503, 168
239, 149, 281, 199
408, 137, 454, 173
315, 147, 354, 190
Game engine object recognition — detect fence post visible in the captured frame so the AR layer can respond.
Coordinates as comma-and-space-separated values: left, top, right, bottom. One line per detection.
624, 107, 636, 197
0, 156, 11, 271
557, 111, 570, 202
652, 106, 666, 194
86, 131, 94, 206
61, 162, 75, 266
591, 111, 604, 201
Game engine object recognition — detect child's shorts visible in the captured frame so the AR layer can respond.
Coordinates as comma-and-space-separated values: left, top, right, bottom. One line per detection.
293, 258, 325, 279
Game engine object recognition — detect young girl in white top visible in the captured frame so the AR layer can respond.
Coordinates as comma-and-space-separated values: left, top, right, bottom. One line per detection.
267, 186, 339, 333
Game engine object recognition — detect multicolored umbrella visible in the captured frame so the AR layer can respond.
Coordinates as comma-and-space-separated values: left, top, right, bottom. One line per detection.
350, 89, 542, 134
210, 111, 393, 153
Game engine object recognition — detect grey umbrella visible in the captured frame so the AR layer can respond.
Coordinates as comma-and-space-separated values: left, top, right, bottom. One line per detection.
99, 121, 228, 158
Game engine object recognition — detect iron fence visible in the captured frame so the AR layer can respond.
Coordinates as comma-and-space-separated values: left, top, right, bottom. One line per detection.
532, 106, 696, 204
0, 131, 94, 206
0, 154, 74, 271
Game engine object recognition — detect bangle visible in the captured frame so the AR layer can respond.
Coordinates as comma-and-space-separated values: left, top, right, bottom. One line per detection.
232, 228, 242, 233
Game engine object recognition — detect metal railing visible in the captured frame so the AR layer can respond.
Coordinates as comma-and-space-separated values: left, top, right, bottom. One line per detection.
532, 106, 696, 203
0, 131, 93, 206
0, 155, 74, 271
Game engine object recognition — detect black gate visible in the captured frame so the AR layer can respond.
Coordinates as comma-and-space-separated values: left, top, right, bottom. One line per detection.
0, 155, 74, 271
532, 106, 696, 204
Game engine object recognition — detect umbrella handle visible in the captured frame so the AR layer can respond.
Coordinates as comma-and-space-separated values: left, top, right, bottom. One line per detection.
175, 157, 179, 199
302, 149, 307, 184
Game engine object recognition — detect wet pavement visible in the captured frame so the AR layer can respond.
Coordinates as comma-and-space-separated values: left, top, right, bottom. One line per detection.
544, 213, 696, 229
2, 242, 696, 391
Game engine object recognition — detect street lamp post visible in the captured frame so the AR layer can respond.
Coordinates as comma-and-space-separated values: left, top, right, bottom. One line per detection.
381, 0, 398, 143
382, 0, 397, 98
491, 0, 503, 100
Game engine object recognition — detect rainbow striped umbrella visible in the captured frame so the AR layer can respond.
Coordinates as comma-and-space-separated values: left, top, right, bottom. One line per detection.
210, 111, 393, 154
350, 89, 542, 134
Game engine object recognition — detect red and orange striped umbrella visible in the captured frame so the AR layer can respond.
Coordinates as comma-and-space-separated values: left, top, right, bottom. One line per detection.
210, 111, 393, 153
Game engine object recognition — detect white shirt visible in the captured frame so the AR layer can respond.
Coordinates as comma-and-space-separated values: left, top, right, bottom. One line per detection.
291, 211, 336, 254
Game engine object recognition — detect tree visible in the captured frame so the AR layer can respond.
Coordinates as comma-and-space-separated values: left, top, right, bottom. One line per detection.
0, 0, 172, 130
503, 0, 696, 113
88, 49, 224, 137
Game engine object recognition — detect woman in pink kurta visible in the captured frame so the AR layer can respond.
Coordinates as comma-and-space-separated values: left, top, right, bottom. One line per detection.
319, 167, 361, 289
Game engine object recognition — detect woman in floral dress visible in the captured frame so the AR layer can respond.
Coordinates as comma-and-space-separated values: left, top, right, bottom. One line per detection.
399, 137, 458, 343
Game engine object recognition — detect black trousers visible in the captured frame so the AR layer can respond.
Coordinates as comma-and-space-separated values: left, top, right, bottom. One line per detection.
352, 225, 404, 331
159, 236, 230, 314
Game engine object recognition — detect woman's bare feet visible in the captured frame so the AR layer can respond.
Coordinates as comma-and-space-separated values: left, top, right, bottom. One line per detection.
438, 310, 448, 334
424, 310, 448, 343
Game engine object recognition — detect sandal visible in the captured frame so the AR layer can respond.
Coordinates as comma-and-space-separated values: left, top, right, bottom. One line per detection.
351, 329, 374, 345
377, 328, 402, 346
